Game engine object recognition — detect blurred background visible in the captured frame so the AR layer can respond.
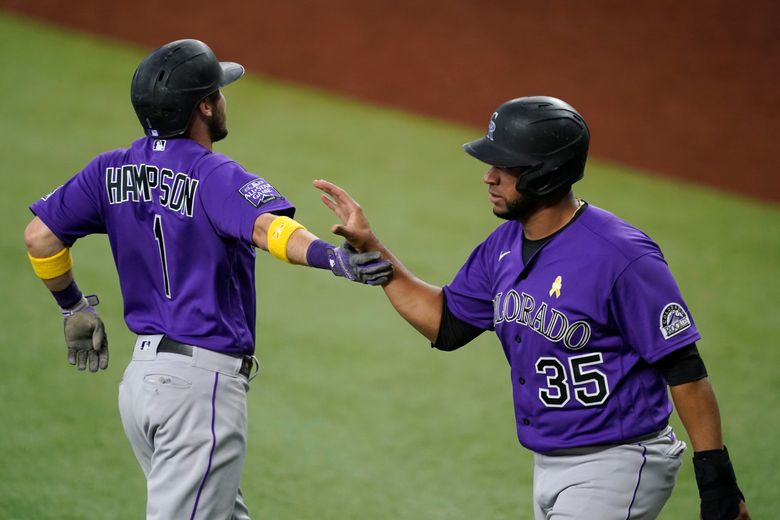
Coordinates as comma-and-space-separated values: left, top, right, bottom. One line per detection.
3, 0, 779, 201
0, 2, 777, 519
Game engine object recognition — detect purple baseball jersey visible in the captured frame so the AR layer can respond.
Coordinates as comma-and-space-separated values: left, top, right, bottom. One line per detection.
443, 204, 700, 453
30, 137, 295, 356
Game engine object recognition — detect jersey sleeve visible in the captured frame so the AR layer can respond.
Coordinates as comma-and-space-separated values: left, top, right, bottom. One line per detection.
442, 239, 495, 331
199, 160, 295, 245
29, 154, 107, 246
608, 251, 701, 363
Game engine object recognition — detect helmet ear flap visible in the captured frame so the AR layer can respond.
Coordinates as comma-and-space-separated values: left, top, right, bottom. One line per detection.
514, 163, 544, 195
516, 157, 585, 198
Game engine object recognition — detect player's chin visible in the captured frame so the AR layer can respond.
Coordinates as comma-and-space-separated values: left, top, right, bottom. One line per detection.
492, 206, 513, 221
210, 127, 229, 142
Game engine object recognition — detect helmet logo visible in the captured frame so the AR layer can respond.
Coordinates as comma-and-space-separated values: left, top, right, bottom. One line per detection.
487, 112, 498, 141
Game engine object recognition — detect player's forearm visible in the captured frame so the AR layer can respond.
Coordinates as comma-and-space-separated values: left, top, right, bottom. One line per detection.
279, 227, 321, 265
253, 213, 392, 286
252, 213, 357, 266
372, 246, 443, 342
252, 213, 319, 265
670, 378, 724, 451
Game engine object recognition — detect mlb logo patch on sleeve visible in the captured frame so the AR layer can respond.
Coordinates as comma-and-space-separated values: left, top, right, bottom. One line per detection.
238, 178, 282, 207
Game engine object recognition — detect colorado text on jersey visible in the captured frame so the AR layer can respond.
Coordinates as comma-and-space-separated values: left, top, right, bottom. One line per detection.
493, 289, 592, 350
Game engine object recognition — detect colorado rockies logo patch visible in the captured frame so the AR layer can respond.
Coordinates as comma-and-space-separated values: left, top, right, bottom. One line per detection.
659, 303, 691, 339
238, 178, 282, 207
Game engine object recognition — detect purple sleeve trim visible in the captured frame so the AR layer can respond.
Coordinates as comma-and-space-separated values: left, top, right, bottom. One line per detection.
306, 239, 335, 270
51, 280, 83, 309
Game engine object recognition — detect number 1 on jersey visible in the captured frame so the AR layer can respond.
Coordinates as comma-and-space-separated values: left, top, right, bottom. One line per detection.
153, 214, 172, 299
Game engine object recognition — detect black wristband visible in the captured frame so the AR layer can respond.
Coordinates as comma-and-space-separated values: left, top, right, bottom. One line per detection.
51, 280, 83, 309
693, 446, 744, 520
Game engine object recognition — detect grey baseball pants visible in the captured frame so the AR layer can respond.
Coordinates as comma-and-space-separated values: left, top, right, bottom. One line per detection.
118, 335, 252, 520
533, 426, 686, 519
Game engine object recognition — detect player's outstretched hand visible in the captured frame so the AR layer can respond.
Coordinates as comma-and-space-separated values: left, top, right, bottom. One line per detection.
62, 294, 109, 372
313, 179, 379, 252
328, 241, 392, 286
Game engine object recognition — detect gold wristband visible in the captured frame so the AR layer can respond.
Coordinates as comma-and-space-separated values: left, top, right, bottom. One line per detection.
267, 216, 305, 262
28, 248, 72, 279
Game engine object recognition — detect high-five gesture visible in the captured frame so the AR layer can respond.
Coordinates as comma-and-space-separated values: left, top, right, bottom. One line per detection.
314, 178, 444, 341
313, 179, 380, 252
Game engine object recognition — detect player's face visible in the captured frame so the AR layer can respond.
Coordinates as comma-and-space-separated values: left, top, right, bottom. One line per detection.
207, 91, 228, 142
483, 166, 541, 221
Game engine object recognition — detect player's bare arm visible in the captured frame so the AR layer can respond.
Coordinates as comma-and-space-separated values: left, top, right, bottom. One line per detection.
251, 211, 393, 286
313, 179, 443, 342
24, 217, 71, 290
670, 379, 751, 520
670, 377, 723, 452
24, 216, 108, 372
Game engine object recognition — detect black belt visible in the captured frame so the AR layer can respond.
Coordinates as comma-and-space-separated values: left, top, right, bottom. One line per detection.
158, 337, 254, 378
540, 426, 670, 457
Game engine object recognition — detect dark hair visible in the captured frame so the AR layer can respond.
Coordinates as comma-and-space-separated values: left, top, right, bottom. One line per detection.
204, 90, 221, 105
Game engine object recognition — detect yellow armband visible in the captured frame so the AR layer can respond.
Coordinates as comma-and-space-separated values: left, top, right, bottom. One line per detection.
28, 248, 72, 279
267, 216, 305, 262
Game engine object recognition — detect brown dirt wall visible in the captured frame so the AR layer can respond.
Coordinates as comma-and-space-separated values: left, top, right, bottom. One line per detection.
3, 0, 779, 202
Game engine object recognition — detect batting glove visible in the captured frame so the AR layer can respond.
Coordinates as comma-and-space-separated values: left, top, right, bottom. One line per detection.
62, 294, 109, 372
327, 242, 393, 286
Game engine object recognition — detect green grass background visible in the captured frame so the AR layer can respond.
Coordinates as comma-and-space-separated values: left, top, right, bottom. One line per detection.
1, 12, 778, 519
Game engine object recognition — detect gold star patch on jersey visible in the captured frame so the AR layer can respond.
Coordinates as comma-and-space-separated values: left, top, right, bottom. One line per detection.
549, 275, 562, 298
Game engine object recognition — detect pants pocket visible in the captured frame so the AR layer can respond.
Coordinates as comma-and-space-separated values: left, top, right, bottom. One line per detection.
143, 372, 192, 389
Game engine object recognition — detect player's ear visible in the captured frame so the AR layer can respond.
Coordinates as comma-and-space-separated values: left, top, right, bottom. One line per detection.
197, 98, 214, 118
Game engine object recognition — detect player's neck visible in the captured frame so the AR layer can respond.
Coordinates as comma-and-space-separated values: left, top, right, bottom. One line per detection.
521, 192, 580, 240
185, 121, 214, 151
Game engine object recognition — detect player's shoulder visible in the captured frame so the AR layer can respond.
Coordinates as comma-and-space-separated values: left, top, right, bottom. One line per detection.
575, 203, 661, 261
79, 142, 135, 173
483, 219, 522, 250
198, 149, 239, 171
194, 149, 251, 183
91, 136, 158, 167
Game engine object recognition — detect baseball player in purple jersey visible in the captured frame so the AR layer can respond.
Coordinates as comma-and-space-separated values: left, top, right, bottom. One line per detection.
23, 39, 391, 519
314, 97, 751, 519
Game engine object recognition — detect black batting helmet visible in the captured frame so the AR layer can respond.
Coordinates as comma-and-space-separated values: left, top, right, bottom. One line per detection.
131, 39, 245, 138
463, 96, 589, 198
